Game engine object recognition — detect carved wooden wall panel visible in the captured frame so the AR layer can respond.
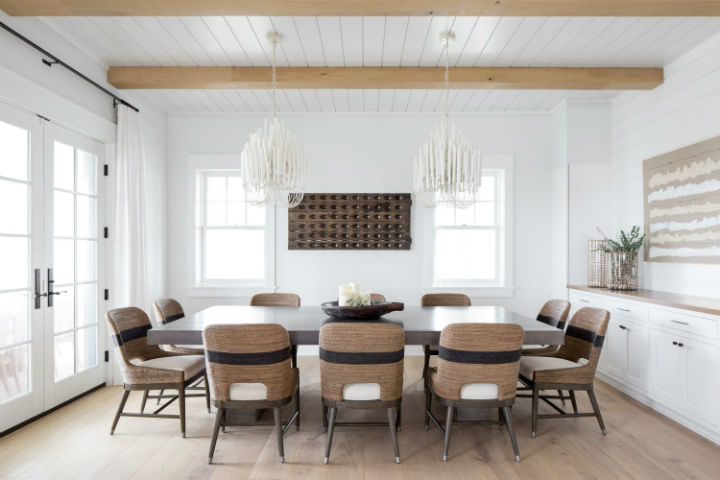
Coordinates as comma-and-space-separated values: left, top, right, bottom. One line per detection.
288, 193, 412, 250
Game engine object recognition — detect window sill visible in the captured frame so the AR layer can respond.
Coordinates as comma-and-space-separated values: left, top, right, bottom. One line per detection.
186, 286, 277, 298
422, 286, 515, 298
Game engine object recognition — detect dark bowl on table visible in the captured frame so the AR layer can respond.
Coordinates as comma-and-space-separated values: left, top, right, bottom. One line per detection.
321, 301, 405, 320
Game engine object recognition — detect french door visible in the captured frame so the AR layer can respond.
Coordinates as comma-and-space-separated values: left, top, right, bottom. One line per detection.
0, 102, 107, 432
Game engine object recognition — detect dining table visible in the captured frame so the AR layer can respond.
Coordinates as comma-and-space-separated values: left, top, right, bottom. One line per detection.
147, 305, 565, 357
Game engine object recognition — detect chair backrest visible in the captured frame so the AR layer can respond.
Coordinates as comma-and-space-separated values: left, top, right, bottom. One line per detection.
106, 307, 165, 367
421, 293, 471, 307
370, 293, 386, 303
250, 293, 301, 307
319, 322, 405, 402
203, 324, 296, 403
153, 298, 185, 325
435, 323, 524, 401
536, 299, 571, 330
554, 307, 610, 375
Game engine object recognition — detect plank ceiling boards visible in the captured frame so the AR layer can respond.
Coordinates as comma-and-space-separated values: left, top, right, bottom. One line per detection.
1, 13, 717, 112
4, 0, 720, 16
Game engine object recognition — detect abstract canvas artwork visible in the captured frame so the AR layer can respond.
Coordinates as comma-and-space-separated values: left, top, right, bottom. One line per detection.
643, 135, 720, 264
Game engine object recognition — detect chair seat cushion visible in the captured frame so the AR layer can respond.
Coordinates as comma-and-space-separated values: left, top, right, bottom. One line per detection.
229, 383, 268, 401
131, 355, 205, 380
523, 344, 546, 350
519, 356, 583, 379
460, 383, 498, 400
343, 383, 381, 401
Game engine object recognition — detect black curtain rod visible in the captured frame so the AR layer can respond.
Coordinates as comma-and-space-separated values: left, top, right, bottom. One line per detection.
0, 19, 140, 113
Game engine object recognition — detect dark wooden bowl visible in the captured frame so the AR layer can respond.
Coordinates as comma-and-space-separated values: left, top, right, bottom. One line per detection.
321, 301, 405, 320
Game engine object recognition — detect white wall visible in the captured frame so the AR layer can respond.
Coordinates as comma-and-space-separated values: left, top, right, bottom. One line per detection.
167, 112, 554, 319
611, 31, 720, 298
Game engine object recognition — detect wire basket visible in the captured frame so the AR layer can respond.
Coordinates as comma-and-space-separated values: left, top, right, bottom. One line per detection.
587, 240, 609, 288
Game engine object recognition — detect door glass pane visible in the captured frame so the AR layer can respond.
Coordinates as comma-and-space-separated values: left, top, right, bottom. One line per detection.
0, 180, 28, 235
0, 291, 29, 347
0, 120, 29, 181
53, 239, 74, 285
76, 150, 97, 195
0, 237, 28, 290
76, 326, 97, 372
0, 344, 29, 403
76, 240, 96, 283
76, 284, 96, 327
54, 142, 74, 190
53, 190, 75, 238
53, 286, 75, 333
54, 332, 74, 381
76, 195, 96, 238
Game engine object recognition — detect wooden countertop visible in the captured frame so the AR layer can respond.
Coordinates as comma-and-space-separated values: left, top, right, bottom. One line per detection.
568, 285, 720, 317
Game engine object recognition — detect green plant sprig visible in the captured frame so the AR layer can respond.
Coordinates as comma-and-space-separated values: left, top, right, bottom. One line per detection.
597, 225, 645, 253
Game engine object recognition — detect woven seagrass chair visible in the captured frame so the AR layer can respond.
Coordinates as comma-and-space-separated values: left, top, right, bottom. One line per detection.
320, 321, 405, 464
203, 323, 299, 464
521, 299, 571, 356
250, 293, 301, 307
425, 323, 524, 462
420, 293, 471, 390
153, 299, 208, 408
106, 307, 209, 437
517, 307, 610, 438
370, 293, 386, 303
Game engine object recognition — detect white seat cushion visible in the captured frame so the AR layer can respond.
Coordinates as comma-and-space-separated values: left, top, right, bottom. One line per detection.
343, 383, 381, 401
131, 355, 205, 380
176, 344, 203, 350
229, 383, 268, 401
523, 345, 547, 350
519, 356, 584, 379
460, 383, 498, 400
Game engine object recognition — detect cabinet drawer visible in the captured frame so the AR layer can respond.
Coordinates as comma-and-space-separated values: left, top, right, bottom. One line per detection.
651, 308, 718, 341
608, 299, 648, 325
569, 291, 604, 308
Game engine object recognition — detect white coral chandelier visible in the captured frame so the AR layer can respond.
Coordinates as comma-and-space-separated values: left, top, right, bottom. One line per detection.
413, 31, 482, 209
241, 32, 306, 208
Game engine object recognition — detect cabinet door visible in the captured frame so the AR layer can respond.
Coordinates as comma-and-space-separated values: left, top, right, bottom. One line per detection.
601, 321, 627, 379
625, 321, 650, 391
650, 330, 684, 409
684, 338, 719, 427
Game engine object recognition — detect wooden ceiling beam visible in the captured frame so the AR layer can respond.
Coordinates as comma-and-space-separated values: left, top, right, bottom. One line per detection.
107, 66, 664, 91
2, 0, 720, 16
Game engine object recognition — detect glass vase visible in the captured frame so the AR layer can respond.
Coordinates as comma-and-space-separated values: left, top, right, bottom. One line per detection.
606, 251, 639, 291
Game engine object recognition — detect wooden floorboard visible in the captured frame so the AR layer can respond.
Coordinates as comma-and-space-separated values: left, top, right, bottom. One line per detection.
1, 357, 718, 479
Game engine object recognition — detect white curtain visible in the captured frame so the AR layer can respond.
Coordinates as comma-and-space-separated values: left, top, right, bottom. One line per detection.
113, 104, 149, 311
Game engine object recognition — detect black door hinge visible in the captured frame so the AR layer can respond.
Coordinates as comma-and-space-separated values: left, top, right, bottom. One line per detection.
104, 289, 109, 301
104, 164, 109, 176
104, 350, 109, 362
104, 227, 108, 238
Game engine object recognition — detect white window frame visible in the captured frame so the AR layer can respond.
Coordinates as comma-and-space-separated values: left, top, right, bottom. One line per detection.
421, 154, 514, 297
186, 155, 276, 296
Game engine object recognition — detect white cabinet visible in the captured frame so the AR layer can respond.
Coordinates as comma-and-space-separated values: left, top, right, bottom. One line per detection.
568, 287, 720, 444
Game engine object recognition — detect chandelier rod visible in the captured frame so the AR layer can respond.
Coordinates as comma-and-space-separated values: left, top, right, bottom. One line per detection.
271, 35, 278, 119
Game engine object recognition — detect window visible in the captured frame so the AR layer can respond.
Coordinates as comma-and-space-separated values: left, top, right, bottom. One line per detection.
195, 170, 268, 286
432, 168, 508, 287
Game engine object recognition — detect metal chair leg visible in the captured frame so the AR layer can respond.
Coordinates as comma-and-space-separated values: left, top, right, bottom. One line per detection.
423, 345, 431, 391
558, 389, 566, 406
531, 387, 539, 438
295, 379, 301, 431
322, 404, 328, 432
324, 407, 337, 464
204, 374, 211, 413
424, 388, 431, 431
498, 407, 505, 431
273, 407, 285, 463
442, 406, 454, 462
139, 390, 149, 414
569, 390, 579, 414
208, 407, 225, 464
110, 389, 130, 435
503, 406, 521, 462
587, 388, 607, 435
156, 389, 164, 405
179, 387, 186, 438
387, 407, 400, 464
396, 399, 402, 432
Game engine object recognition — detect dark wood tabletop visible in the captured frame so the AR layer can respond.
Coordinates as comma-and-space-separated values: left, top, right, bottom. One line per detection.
146, 305, 565, 346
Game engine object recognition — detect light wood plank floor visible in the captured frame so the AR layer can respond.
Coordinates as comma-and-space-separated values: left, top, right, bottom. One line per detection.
1, 357, 718, 479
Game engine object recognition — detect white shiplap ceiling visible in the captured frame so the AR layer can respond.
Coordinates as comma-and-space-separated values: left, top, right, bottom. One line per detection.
38, 16, 720, 113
